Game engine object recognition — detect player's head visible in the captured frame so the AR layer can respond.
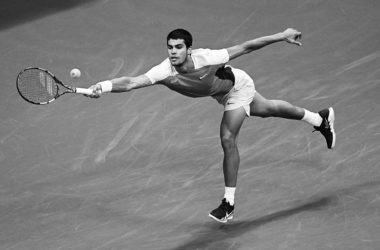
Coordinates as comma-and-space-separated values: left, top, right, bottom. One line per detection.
167, 28, 192, 48
166, 29, 193, 66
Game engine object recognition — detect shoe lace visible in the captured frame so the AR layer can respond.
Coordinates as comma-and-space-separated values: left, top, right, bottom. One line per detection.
218, 199, 232, 212
313, 117, 330, 133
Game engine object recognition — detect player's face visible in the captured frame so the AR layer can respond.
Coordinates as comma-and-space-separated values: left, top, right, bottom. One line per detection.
167, 39, 190, 66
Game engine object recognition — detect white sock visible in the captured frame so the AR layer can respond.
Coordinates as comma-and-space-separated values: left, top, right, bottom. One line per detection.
224, 187, 236, 205
302, 109, 322, 127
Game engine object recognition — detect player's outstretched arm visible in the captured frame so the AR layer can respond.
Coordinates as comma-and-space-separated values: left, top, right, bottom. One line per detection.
86, 74, 152, 98
226, 28, 302, 60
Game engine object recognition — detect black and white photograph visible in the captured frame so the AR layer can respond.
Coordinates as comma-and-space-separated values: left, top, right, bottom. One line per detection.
1, 0, 379, 249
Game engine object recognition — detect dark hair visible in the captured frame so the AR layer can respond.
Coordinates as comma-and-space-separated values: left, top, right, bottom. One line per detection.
167, 28, 193, 48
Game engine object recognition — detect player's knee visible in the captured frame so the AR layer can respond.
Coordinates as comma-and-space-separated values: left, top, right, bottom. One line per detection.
220, 133, 237, 151
256, 102, 278, 118
267, 103, 280, 117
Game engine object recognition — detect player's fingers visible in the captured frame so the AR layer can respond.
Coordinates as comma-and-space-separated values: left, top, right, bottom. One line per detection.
288, 39, 302, 46
292, 39, 302, 46
95, 89, 102, 97
95, 85, 103, 97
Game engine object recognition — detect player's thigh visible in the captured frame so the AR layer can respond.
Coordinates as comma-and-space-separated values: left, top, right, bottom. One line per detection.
220, 107, 246, 139
249, 91, 275, 117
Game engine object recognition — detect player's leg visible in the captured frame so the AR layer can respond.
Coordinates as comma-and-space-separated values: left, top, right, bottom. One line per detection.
220, 107, 247, 188
209, 107, 246, 223
249, 91, 336, 148
249, 91, 305, 119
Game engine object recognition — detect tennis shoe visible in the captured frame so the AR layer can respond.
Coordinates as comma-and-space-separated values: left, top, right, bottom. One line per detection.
313, 107, 336, 149
208, 198, 234, 223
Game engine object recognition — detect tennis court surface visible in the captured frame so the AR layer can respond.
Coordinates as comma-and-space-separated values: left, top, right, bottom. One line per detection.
1, 0, 379, 249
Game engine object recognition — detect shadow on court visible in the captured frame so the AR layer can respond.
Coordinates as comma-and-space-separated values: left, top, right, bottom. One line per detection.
170, 197, 332, 250
0, 0, 99, 30
171, 180, 380, 250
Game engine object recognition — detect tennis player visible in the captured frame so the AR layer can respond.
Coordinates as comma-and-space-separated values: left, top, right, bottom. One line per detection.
86, 28, 336, 223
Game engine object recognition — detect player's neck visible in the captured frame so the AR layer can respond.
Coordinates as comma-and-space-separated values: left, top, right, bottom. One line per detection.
174, 55, 194, 73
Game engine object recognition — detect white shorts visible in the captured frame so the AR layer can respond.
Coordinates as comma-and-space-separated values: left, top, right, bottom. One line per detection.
213, 67, 256, 117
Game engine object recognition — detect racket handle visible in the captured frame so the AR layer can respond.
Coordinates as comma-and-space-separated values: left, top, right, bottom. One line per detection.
75, 87, 93, 95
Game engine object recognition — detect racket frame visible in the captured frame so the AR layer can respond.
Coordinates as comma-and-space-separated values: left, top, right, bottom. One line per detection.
16, 67, 90, 105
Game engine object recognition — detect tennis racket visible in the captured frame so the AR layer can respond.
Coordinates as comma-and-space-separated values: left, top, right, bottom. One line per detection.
16, 67, 93, 105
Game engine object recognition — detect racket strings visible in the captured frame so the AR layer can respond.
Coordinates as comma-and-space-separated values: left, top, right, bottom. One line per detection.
17, 69, 59, 104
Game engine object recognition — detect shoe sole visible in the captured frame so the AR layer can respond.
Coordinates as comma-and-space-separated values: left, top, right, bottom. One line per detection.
328, 107, 336, 149
208, 212, 234, 223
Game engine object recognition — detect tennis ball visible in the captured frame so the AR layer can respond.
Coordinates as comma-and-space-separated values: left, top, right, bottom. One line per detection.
70, 68, 81, 78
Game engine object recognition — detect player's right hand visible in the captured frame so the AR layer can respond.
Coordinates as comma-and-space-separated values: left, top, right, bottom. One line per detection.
85, 84, 102, 98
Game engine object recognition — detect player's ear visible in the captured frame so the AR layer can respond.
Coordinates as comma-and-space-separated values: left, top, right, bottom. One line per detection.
187, 47, 192, 55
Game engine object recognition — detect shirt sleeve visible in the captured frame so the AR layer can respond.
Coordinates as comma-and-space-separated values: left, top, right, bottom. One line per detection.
193, 48, 230, 68
144, 58, 172, 84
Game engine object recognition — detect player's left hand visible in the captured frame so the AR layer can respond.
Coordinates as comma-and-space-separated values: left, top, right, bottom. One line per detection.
283, 28, 302, 46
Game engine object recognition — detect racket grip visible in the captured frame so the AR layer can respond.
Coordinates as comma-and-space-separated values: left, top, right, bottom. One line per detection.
75, 87, 93, 95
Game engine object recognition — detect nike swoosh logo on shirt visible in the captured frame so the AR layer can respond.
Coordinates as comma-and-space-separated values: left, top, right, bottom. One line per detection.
199, 74, 208, 79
